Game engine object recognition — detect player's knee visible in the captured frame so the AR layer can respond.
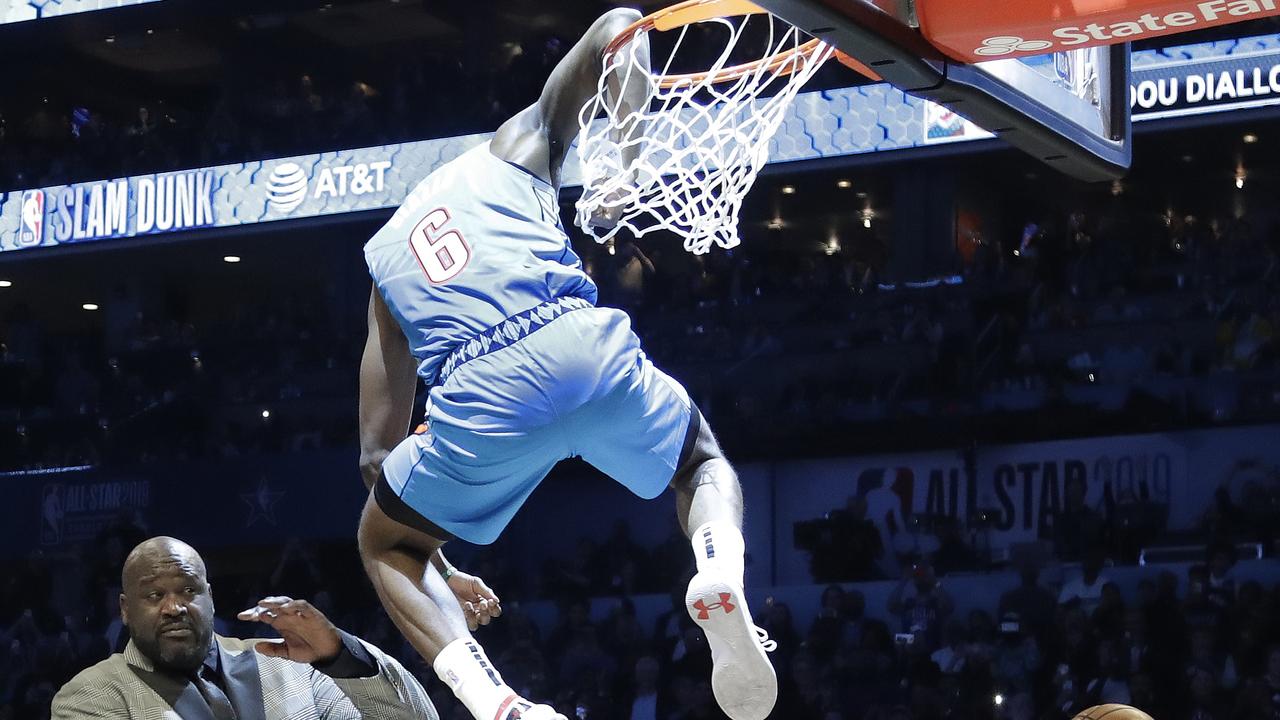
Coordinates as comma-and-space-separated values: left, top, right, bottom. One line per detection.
672, 453, 736, 495
356, 496, 389, 565
356, 520, 376, 569
694, 419, 730, 467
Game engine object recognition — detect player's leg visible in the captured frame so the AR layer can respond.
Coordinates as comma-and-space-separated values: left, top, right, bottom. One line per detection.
671, 418, 744, 578
358, 487, 565, 720
562, 307, 776, 720
671, 418, 777, 720
356, 488, 467, 659
360, 374, 568, 720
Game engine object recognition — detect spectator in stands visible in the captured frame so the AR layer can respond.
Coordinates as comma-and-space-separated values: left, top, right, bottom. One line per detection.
598, 521, 647, 597
1185, 565, 1223, 630
864, 480, 906, 577
50, 537, 436, 719
546, 599, 592, 663
1051, 476, 1106, 562
1058, 553, 1108, 614
1123, 608, 1152, 676
930, 620, 967, 676
799, 496, 886, 582
747, 600, 795, 687
964, 609, 998, 666
602, 598, 645, 676
651, 582, 691, 664
808, 585, 849, 664
1187, 667, 1228, 720
623, 655, 663, 720
838, 589, 869, 653
930, 517, 978, 575
998, 563, 1056, 637
7, 501, 1280, 720
776, 649, 828, 718
1206, 541, 1239, 611
992, 612, 1040, 708
559, 624, 616, 700
888, 561, 953, 653
1082, 639, 1131, 706
1189, 627, 1239, 692
1092, 582, 1125, 637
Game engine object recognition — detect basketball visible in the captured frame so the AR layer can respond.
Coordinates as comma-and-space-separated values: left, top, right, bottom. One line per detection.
1073, 705, 1154, 720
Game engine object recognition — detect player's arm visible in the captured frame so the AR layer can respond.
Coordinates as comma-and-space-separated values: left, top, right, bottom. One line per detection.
538, 8, 651, 167
358, 288, 418, 491
492, 8, 650, 184
432, 549, 502, 630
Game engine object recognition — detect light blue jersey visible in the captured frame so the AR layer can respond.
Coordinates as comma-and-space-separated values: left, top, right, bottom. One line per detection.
364, 143, 598, 385
367, 143, 697, 545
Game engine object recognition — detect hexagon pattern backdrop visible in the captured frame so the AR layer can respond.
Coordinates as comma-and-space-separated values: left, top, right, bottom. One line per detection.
1, 0, 161, 24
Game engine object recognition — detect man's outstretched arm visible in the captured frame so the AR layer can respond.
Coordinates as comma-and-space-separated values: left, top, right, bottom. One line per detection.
358, 288, 418, 490
539, 8, 651, 164
491, 8, 651, 185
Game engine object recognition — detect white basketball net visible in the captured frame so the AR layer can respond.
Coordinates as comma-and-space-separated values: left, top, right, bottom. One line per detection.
575, 13, 833, 255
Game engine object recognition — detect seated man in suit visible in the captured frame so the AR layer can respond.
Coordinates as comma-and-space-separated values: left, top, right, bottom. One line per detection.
52, 536, 439, 720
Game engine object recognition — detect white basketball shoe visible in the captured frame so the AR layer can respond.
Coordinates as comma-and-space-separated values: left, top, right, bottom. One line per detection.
685, 571, 778, 720
493, 694, 567, 720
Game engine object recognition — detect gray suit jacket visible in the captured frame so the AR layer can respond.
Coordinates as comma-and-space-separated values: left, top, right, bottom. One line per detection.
51, 634, 439, 720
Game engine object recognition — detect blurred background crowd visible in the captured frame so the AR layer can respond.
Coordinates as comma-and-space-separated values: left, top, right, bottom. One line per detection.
2, 181, 1277, 469
5, 488, 1280, 720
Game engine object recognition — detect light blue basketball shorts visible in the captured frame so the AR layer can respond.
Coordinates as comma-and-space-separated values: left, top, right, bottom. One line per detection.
374, 299, 700, 545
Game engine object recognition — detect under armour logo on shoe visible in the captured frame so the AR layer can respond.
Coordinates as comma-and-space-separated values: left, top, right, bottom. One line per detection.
693, 593, 736, 619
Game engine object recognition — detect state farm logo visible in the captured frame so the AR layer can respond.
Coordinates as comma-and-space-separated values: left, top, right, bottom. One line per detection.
267, 162, 309, 213
974, 35, 1054, 57
973, 2, 1280, 59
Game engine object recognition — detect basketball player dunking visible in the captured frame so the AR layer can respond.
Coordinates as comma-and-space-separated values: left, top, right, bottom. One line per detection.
356, 9, 775, 720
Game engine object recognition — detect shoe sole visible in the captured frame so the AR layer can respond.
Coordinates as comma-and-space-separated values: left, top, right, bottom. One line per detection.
685, 572, 777, 720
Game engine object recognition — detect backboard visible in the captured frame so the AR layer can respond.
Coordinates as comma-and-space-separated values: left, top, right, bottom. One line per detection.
753, 0, 1133, 181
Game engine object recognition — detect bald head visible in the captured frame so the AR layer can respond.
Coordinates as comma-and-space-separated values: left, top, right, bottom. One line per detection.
122, 536, 207, 588
120, 536, 214, 673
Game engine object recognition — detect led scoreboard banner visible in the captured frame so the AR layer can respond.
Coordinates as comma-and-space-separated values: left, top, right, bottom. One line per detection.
2, 33, 1280, 255
0, 0, 161, 24
1131, 38, 1280, 117
0, 140, 471, 252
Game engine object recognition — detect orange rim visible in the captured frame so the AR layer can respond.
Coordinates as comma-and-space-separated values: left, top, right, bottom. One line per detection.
605, 0, 857, 89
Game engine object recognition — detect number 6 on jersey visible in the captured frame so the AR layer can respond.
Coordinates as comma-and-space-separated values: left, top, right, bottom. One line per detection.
409, 207, 471, 284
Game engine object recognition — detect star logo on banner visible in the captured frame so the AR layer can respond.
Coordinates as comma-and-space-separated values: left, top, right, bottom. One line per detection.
241, 476, 285, 527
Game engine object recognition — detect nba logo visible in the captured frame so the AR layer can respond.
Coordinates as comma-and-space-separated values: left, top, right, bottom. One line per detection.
19, 189, 45, 246
1054, 51, 1075, 91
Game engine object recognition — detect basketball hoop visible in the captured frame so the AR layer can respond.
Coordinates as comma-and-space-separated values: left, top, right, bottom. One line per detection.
575, 0, 868, 255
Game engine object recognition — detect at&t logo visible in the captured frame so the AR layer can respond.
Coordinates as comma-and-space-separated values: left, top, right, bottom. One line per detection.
974, 36, 1054, 57
265, 159, 392, 215
267, 162, 308, 213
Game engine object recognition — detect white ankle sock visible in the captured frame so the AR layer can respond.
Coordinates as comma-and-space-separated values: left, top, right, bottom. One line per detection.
433, 638, 520, 720
691, 521, 746, 587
